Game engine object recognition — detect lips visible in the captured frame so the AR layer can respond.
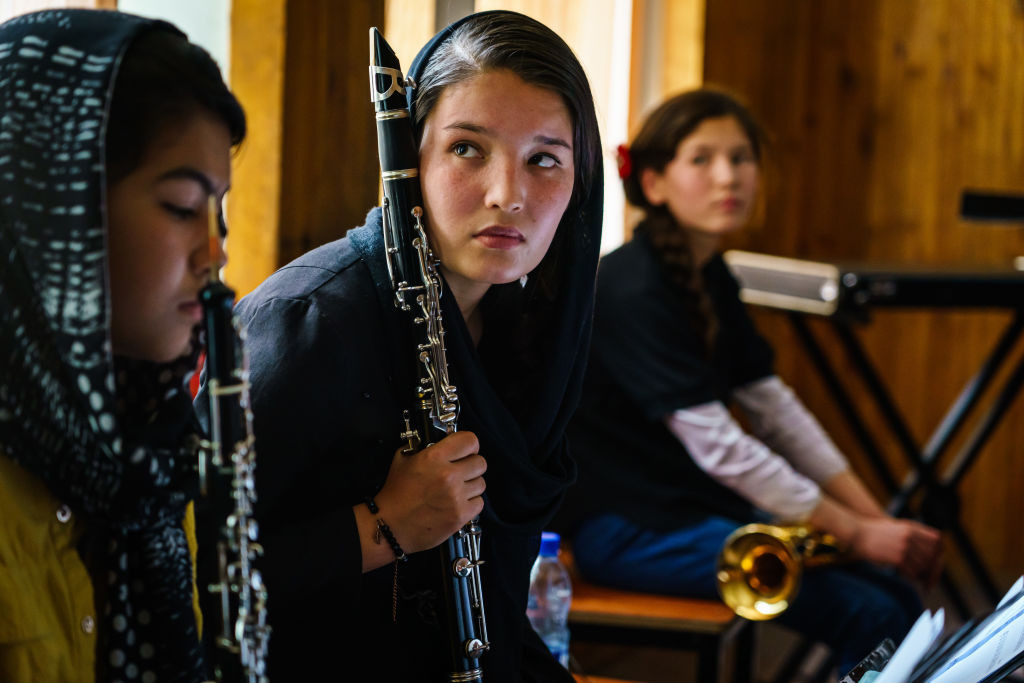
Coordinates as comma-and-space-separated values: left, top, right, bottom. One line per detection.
474, 226, 524, 250
717, 197, 743, 212
178, 300, 202, 322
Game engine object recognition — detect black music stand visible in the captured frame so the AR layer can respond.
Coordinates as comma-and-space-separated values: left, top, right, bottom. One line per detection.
725, 243, 1024, 622
784, 303, 1023, 618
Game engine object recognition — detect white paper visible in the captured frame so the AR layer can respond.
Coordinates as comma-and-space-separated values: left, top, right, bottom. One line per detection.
874, 609, 945, 683
927, 598, 1024, 683
998, 576, 1024, 610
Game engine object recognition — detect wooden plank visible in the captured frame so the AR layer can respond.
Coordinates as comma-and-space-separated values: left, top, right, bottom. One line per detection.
383, 0, 435, 71
278, 0, 383, 266
225, 0, 286, 298
227, 1, 384, 297
571, 580, 736, 634
564, 551, 736, 635
700, 0, 1024, 583
660, 0, 706, 97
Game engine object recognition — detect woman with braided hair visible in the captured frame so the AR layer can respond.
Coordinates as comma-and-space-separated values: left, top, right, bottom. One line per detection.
557, 88, 942, 674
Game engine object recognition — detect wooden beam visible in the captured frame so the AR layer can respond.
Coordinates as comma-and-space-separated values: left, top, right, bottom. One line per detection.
278, 0, 383, 266
225, 0, 286, 297
383, 0, 436, 70
661, 0, 706, 96
226, 1, 384, 297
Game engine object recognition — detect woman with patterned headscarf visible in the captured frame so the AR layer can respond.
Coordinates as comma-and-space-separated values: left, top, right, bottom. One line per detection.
0, 10, 245, 682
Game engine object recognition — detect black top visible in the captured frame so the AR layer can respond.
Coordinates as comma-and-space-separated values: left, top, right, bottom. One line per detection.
215, 10, 602, 677
220, 209, 595, 681
558, 233, 775, 532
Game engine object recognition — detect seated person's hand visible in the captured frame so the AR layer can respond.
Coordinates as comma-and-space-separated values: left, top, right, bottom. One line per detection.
851, 516, 943, 587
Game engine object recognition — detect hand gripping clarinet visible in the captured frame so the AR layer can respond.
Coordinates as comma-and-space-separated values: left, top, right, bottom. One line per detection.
369, 28, 490, 683
197, 198, 271, 683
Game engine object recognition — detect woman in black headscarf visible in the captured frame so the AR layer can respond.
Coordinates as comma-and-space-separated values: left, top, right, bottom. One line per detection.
215, 10, 602, 681
0, 9, 245, 682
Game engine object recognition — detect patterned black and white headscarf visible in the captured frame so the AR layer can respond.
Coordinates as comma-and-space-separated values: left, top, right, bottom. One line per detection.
0, 10, 207, 682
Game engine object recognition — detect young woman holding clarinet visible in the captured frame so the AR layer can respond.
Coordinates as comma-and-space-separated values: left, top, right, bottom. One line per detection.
0, 9, 250, 681
207, 10, 603, 682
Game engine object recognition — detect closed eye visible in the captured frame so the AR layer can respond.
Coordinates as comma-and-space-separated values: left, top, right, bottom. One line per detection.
161, 202, 197, 220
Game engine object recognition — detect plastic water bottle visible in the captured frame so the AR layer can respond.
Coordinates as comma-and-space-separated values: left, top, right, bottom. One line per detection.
527, 531, 572, 668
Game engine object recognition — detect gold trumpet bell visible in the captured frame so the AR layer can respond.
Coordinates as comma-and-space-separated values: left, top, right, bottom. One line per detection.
716, 524, 804, 621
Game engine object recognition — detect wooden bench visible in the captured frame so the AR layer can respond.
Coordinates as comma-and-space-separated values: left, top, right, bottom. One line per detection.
564, 550, 755, 683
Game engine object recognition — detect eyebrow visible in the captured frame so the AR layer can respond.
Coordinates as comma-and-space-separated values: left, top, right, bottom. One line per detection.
686, 141, 753, 153
444, 122, 572, 150
154, 166, 228, 196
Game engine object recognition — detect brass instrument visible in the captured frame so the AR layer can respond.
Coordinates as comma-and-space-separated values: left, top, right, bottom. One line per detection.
716, 523, 843, 621
198, 197, 271, 682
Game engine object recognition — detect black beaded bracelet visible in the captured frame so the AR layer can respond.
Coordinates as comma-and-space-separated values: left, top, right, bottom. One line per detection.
364, 496, 408, 562
375, 518, 409, 563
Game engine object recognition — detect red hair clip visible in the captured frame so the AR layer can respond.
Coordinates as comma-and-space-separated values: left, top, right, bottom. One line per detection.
615, 143, 632, 180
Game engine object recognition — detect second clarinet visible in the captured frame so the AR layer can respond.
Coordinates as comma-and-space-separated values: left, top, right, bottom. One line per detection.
369, 27, 491, 682
198, 197, 271, 683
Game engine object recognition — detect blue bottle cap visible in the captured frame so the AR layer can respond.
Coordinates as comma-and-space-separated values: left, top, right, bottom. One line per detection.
539, 531, 561, 557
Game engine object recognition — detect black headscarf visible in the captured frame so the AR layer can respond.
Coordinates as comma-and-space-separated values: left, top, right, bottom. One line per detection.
0, 10, 206, 682
349, 10, 603, 675
404, 9, 603, 534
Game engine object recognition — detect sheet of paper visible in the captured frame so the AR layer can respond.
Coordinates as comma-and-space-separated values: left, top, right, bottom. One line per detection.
998, 576, 1023, 610
874, 609, 945, 683
927, 599, 1024, 683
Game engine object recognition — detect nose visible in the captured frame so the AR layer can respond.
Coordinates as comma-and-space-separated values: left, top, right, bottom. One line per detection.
711, 155, 739, 186
190, 209, 228, 276
484, 155, 525, 213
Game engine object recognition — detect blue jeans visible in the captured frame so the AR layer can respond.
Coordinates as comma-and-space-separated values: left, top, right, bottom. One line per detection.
573, 513, 923, 675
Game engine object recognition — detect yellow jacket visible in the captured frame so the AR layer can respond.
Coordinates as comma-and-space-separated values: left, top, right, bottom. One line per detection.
0, 453, 201, 682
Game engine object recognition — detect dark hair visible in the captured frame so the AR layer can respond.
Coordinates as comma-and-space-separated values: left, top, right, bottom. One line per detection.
106, 28, 246, 185
623, 88, 765, 350
412, 12, 600, 298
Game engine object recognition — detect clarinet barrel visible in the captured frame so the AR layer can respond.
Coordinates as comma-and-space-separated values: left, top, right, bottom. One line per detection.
370, 27, 490, 682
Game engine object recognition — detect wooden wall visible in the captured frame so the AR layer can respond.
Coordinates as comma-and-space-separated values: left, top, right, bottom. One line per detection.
226, 0, 384, 296
695, 0, 1024, 589
221, 0, 1024, 592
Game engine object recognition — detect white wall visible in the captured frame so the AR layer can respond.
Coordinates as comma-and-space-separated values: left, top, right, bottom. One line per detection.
118, 0, 230, 77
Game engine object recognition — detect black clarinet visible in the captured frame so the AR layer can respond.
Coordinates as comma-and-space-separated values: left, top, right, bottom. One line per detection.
197, 206, 270, 683
369, 27, 490, 682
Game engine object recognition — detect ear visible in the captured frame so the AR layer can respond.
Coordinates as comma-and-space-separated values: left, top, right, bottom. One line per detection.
640, 167, 666, 207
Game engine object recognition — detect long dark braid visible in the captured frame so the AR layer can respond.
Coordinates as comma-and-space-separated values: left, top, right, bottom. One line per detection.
635, 209, 719, 351
621, 88, 765, 353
